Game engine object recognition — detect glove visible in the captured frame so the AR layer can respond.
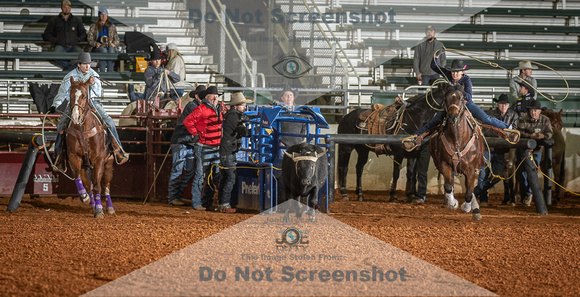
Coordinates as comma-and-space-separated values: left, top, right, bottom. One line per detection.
48, 106, 56, 114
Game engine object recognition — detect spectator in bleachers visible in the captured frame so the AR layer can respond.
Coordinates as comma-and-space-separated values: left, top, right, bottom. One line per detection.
165, 43, 187, 98
144, 50, 180, 102
509, 60, 537, 101
413, 25, 446, 86
87, 6, 119, 72
42, 0, 87, 71
516, 100, 552, 206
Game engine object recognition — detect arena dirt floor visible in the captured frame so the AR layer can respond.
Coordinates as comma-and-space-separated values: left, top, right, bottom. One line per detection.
1, 191, 579, 297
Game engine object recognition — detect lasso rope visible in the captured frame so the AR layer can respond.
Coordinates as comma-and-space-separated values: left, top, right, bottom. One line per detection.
443, 48, 570, 102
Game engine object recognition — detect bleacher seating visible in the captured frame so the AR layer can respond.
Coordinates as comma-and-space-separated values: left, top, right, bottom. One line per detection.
374, 58, 579, 71
348, 22, 580, 35
0, 15, 157, 26
364, 40, 580, 53
2, 0, 148, 8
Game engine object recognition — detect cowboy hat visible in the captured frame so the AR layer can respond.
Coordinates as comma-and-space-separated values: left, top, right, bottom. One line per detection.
229, 92, 254, 106
149, 50, 162, 60
527, 100, 545, 110
447, 59, 468, 72
514, 60, 538, 70
73, 52, 92, 64
517, 81, 535, 97
188, 85, 206, 98
200, 86, 221, 98
493, 94, 510, 104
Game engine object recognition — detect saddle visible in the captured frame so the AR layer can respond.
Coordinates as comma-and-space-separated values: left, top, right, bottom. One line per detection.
356, 98, 406, 155
356, 100, 405, 134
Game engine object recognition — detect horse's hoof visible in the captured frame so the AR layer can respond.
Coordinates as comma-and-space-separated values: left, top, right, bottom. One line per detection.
461, 202, 471, 213
107, 208, 116, 215
447, 200, 458, 210
473, 213, 482, 221
388, 197, 398, 203
94, 210, 104, 219
80, 194, 90, 205
341, 194, 349, 201
358, 194, 364, 202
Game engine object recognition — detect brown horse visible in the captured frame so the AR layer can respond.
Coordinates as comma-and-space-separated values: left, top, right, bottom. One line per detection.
429, 85, 485, 220
66, 77, 115, 218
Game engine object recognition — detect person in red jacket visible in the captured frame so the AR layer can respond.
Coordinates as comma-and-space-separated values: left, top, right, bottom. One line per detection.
183, 86, 223, 211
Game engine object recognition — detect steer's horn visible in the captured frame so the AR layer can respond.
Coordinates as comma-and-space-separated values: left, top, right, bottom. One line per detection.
316, 149, 327, 158
284, 151, 294, 159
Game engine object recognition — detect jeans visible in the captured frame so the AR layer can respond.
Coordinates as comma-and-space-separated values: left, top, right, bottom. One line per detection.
168, 144, 196, 203
93, 46, 115, 72
420, 74, 441, 86
191, 144, 220, 209
415, 100, 508, 136
55, 100, 124, 156
171, 89, 185, 99
54, 45, 83, 71
128, 84, 146, 102
217, 154, 237, 206
518, 150, 542, 197
476, 150, 506, 202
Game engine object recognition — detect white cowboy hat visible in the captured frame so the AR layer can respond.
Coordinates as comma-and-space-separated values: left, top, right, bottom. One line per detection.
514, 60, 538, 70
229, 92, 254, 105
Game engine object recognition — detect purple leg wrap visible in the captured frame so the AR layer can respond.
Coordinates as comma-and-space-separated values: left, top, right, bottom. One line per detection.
89, 193, 95, 208
105, 195, 114, 210
94, 194, 103, 210
75, 178, 87, 196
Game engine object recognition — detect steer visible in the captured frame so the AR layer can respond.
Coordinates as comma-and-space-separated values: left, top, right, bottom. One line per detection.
281, 143, 328, 221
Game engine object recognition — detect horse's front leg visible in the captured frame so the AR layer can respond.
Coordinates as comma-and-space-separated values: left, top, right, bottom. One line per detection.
69, 156, 90, 205
91, 160, 105, 219
102, 155, 115, 215
355, 147, 369, 201
462, 168, 481, 220
389, 154, 403, 202
441, 167, 458, 210
337, 145, 352, 201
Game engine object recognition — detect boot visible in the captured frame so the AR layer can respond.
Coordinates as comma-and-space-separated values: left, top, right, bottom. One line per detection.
110, 137, 129, 165
54, 154, 67, 172
114, 150, 129, 165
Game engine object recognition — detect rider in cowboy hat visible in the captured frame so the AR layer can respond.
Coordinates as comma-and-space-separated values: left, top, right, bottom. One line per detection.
50, 52, 129, 171
411, 57, 515, 144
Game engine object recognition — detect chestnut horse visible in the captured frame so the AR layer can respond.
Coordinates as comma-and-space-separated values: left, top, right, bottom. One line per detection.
66, 77, 115, 218
429, 85, 485, 220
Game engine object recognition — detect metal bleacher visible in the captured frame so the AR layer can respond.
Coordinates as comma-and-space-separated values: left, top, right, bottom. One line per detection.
0, 0, 216, 116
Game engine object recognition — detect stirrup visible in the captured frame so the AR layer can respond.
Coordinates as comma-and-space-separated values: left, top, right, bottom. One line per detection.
114, 151, 130, 165
53, 155, 67, 173
402, 135, 418, 152
503, 129, 520, 144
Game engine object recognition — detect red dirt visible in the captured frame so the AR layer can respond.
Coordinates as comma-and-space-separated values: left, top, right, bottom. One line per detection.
1, 192, 579, 297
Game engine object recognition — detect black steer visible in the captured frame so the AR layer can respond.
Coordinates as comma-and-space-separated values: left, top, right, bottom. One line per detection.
281, 143, 328, 221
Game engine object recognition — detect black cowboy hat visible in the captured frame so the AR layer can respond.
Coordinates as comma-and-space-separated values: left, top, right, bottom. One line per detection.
493, 94, 509, 104
527, 100, 546, 111
148, 50, 162, 60
517, 81, 535, 97
188, 85, 206, 98
447, 59, 468, 72
200, 86, 221, 98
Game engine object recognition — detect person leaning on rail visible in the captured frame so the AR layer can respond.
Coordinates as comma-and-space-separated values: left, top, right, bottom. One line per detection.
49, 52, 129, 171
